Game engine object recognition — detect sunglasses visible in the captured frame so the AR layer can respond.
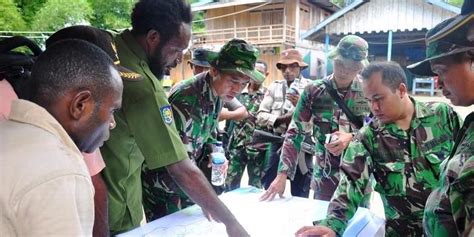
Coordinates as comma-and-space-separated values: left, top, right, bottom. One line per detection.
338, 45, 366, 61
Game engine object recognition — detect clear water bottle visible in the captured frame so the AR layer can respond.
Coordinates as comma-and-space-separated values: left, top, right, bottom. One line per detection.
211, 141, 226, 186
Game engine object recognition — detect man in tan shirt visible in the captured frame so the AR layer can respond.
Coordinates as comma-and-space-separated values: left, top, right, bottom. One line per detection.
0, 39, 123, 236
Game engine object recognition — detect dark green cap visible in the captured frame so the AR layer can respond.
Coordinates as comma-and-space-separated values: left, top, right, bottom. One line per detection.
407, 15, 474, 76
210, 39, 265, 84
188, 48, 215, 67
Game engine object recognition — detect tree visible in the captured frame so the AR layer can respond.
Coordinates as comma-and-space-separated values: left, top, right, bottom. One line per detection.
0, 0, 26, 30
31, 0, 93, 31
189, 0, 205, 33
445, 0, 463, 7
14, 0, 47, 27
88, 0, 133, 30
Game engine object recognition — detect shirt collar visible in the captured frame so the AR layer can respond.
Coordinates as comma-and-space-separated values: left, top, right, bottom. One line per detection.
8, 99, 81, 154
119, 29, 148, 64
374, 97, 435, 133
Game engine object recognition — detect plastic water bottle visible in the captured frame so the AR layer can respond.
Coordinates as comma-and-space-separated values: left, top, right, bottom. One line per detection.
211, 142, 226, 186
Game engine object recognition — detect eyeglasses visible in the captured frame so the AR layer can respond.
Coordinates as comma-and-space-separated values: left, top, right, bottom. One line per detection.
338, 45, 366, 61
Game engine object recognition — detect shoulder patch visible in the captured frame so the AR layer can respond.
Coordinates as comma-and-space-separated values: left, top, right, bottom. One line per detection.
160, 105, 174, 125
120, 71, 144, 81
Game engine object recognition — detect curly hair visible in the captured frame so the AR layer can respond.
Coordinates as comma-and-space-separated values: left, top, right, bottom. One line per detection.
131, 0, 192, 43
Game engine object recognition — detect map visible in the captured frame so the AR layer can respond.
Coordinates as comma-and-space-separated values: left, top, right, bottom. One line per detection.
119, 186, 329, 237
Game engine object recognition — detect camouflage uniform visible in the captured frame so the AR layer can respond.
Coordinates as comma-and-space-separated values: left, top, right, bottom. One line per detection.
142, 39, 264, 221
142, 72, 222, 221
317, 99, 461, 237
225, 86, 269, 190
424, 113, 474, 237
279, 75, 370, 200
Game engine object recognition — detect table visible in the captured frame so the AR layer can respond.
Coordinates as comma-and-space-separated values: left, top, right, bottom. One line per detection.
119, 186, 330, 237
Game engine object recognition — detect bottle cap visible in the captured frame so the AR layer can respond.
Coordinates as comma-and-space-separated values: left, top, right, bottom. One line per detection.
211, 153, 226, 164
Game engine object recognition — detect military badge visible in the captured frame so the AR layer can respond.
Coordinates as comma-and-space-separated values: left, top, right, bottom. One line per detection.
160, 105, 173, 125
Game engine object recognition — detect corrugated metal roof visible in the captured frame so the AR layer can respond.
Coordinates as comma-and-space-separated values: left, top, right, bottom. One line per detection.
303, 0, 459, 41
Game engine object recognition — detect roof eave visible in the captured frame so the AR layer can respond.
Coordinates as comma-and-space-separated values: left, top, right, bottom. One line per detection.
301, 0, 367, 41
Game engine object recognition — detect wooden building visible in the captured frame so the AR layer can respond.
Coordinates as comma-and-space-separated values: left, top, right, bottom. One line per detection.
170, 0, 339, 86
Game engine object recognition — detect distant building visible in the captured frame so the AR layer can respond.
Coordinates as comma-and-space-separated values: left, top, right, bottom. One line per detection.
170, 0, 339, 86
302, 0, 458, 79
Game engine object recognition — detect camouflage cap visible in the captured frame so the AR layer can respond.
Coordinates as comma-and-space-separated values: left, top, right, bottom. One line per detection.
328, 35, 369, 65
407, 15, 474, 76
188, 48, 215, 68
210, 39, 265, 84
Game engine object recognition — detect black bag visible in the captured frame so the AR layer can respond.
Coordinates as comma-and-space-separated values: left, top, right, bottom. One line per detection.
0, 36, 42, 99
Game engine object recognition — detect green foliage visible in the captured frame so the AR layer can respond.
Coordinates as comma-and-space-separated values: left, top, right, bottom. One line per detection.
31, 0, 93, 31
0, 0, 26, 30
14, 0, 47, 26
444, 0, 463, 7
88, 0, 134, 30
193, 11, 206, 33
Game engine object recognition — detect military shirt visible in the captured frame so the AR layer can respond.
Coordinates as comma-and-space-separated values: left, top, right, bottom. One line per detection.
318, 99, 461, 236
228, 86, 267, 150
424, 112, 473, 237
100, 30, 188, 233
256, 77, 310, 134
169, 71, 223, 160
279, 75, 370, 199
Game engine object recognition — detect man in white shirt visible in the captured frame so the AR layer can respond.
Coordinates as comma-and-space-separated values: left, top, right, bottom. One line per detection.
0, 39, 123, 236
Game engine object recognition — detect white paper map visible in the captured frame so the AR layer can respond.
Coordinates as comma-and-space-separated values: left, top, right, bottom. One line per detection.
119, 186, 329, 237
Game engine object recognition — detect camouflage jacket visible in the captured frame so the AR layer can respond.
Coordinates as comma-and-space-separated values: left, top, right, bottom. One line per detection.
318, 99, 461, 236
279, 75, 370, 180
168, 72, 222, 160
256, 77, 310, 134
424, 112, 473, 237
227, 86, 266, 150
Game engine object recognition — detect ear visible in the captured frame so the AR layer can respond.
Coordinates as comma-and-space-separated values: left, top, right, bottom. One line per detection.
69, 90, 94, 120
209, 67, 219, 77
398, 83, 407, 98
146, 29, 161, 50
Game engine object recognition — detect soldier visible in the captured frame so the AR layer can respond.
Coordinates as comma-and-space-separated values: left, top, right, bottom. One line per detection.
225, 60, 269, 191
185, 48, 248, 123
188, 48, 212, 75
100, 0, 248, 236
295, 62, 462, 237
141, 39, 264, 221
257, 49, 312, 197
261, 35, 371, 201
408, 12, 474, 237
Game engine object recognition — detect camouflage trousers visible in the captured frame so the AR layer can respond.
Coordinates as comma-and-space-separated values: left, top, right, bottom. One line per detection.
141, 148, 224, 222
141, 165, 189, 222
225, 145, 270, 191
312, 152, 342, 201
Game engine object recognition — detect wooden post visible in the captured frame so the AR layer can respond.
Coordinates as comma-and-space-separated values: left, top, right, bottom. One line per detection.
324, 30, 330, 77
295, 0, 300, 42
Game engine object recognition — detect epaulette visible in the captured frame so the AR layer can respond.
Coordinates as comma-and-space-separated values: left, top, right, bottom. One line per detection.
120, 71, 144, 81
